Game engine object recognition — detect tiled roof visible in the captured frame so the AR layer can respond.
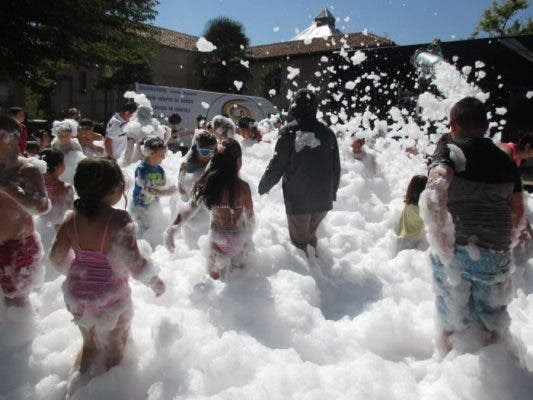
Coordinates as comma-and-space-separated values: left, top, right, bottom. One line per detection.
149, 26, 199, 51
248, 32, 395, 59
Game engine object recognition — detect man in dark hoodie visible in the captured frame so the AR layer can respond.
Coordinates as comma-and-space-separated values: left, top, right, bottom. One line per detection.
258, 89, 340, 256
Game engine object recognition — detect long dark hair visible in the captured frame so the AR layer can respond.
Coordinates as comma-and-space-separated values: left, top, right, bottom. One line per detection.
39, 148, 64, 173
405, 175, 428, 205
192, 138, 242, 209
73, 157, 124, 217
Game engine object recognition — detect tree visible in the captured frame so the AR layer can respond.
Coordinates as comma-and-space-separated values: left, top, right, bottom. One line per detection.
196, 17, 250, 93
473, 0, 533, 37
0, 0, 158, 108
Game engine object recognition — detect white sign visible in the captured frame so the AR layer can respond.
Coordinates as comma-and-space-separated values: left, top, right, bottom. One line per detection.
135, 83, 279, 129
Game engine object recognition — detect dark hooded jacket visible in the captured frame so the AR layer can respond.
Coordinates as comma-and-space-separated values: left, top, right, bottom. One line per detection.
258, 89, 341, 214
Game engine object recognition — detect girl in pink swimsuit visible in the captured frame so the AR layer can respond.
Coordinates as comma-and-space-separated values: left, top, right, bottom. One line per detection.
166, 138, 255, 279
50, 157, 165, 392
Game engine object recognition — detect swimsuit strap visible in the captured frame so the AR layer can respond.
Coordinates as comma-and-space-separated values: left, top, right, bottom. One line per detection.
100, 210, 115, 252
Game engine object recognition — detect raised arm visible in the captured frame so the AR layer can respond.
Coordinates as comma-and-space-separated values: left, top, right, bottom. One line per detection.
419, 165, 455, 262
8, 163, 50, 214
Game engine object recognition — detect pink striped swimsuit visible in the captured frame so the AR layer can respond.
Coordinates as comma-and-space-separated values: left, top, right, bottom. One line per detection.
66, 212, 129, 316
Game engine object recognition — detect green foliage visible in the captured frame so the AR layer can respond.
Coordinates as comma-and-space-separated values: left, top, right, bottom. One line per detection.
473, 0, 533, 37
196, 17, 250, 93
0, 0, 158, 95
259, 65, 282, 99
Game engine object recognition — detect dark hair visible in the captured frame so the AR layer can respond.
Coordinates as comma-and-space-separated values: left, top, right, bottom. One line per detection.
144, 135, 166, 152
405, 175, 428, 205
450, 97, 488, 133
68, 107, 80, 119
192, 138, 242, 209
120, 102, 138, 114
39, 148, 64, 173
516, 131, 533, 152
196, 114, 205, 122
73, 157, 124, 217
26, 141, 40, 154
168, 113, 182, 125
185, 130, 217, 163
9, 107, 24, 116
238, 117, 253, 129
0, 115, 21, 133
79, 118, 94, 128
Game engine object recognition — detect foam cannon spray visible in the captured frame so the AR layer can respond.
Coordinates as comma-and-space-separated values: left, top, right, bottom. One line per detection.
410, 39, 444, 78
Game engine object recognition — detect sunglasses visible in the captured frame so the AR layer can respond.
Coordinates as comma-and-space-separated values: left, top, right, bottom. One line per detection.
198, 147, 214, 157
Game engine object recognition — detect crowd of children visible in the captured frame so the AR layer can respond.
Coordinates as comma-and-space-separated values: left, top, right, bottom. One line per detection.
1, 93, 532, 394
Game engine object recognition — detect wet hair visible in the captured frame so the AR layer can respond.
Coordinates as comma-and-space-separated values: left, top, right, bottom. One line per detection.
184, 130, 217, 163
405, 175, 428, 205
79, 118, 94, 128
120, 102, 138, 114
196, 114, 205, 122
39, 148, 64, 173
238, 117, 253, 130
212, 115, 236, 136
26, 141, 40, 154
143, 135, 166, 152
0, 115, 21, 134
450, 97, 488, 133
73, 157, 124, 217
516, 131, 533, 152
168, 113, 182, 125
192, 138, 242, 209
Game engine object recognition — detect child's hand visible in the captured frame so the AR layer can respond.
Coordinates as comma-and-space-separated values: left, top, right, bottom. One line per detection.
149, 276, 165, 297
164, 226, 177, 253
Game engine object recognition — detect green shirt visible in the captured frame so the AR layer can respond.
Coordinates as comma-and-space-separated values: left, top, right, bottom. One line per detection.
394, 204, 424, 239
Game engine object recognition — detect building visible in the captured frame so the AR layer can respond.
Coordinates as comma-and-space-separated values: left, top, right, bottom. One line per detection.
44, 9, 392, 122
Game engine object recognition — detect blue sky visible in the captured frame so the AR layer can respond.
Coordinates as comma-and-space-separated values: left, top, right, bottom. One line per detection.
154, 0, 532, 46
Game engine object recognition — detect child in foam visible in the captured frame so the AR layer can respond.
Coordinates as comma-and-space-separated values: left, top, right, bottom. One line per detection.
49, 157, 165, 391
211, 115, 236, 141
39, 148, 74, 232
0, 116, 49, 307
132, 136, 177, 235
77, 118, 105, 157
351, 137, 377, 174
178, 130, 217, 201
50, 119, 86, 185
123, 104, 168, 166
394, 175, 427, 250
166, 138, 255, 280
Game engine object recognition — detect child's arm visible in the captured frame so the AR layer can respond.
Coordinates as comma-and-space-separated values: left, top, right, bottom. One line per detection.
6, 163, 50, 214
145, 168, 177, 196
110, 212, 165, 296
49, 217, 74, 274
164, 200, 201, 252
122, 138, 135, 166
177, 163, 188, 195
242, 181, 255, 229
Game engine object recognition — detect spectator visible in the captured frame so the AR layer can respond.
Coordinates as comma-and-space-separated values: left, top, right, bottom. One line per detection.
105, 102, 137, 160
9, 106, 28, 154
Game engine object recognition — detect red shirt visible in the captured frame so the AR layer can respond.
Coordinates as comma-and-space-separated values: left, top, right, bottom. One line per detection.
18, 123, 28, 154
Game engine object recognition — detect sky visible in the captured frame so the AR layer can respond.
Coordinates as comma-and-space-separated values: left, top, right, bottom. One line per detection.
154, 0, 533, 46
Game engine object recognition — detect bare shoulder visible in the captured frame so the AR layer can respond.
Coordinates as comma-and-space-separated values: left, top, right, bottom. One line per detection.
112, 209, 134, 228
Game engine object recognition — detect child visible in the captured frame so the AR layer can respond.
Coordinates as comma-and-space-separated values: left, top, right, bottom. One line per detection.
25, 141, 40, 157
132, 136, 177, 234
178, 130, 217, 200
351, 137, 377, 174
394, 175, 428, 249
49, 157, 165, 391
51, 119, 85, 184
212, 115, 236, 141
166, 138, 255, 279
123, 104, 167, 166
0, 116, 49, 307
39, 148, 74, 231
77, 118, 105, 157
